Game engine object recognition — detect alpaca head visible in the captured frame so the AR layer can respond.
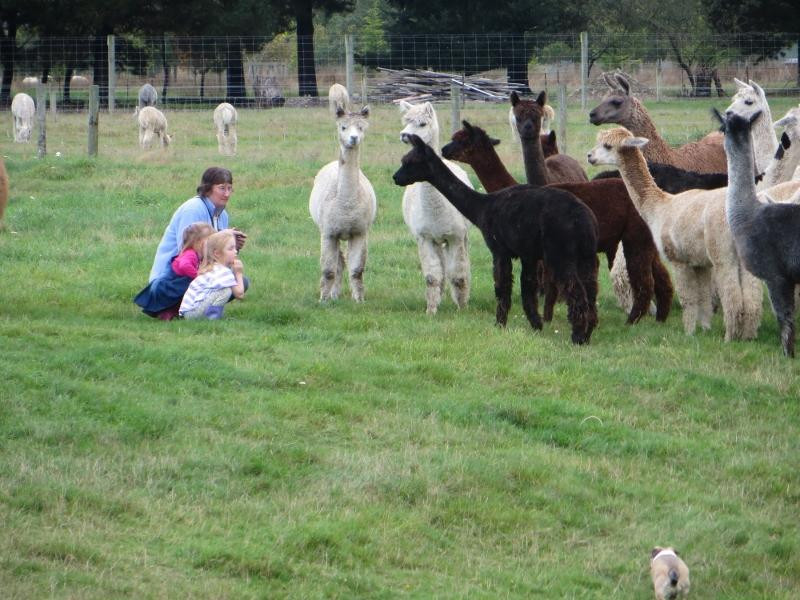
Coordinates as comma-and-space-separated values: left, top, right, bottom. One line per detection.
587, 127, 648, 166
399, 101, 441, 150
589, 72, 637, 126
441, 120, 500, 164
510, 90, 547, 140
714, 108, 761, 161
335, 106, 370, 151
775, 106, 800, 149
541, 130, 559, 157
392, 133, 438, 187
725, 78, 768, 120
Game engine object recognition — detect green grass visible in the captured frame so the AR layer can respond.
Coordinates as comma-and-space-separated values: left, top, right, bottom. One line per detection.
1, 95, 799, 599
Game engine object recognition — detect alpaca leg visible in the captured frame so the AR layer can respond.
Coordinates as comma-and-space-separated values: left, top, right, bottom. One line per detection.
319, 235, 340, 301
563, 268, 593, 345
417, 236, 444, 314
139, 125, 146, 148
651, 254, 674, 323
765, 278, 796, 357
519, 258, 543, 331
331, 247, 345, 300
444, 235, 471, 309
347, 234, 368, 302
695, 268, 714, 331
580, 257, 600, 340
739, 269, 764, 340
671, 266, 700, 334
610, 244, 634, 315
493, 254, 513, 327
542, 265, 559, 322
621, 242, 655, 324
217, 131, 224, 154
713, 262, 745, 341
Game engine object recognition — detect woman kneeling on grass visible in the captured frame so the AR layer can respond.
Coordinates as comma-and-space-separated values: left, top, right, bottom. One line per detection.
179, 230, 246, 320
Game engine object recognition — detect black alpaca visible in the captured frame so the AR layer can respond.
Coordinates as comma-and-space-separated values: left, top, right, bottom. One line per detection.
393, 134, 599, 345
592, 163, 729, 193
719, 109, 800, 357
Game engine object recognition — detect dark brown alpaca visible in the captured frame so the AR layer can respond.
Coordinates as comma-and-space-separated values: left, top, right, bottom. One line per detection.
510, 91, 588, 185
442, 120, 674, 324
394, 134, 599, 344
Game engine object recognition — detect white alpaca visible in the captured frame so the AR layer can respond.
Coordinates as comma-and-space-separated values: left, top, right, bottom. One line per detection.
589, 127, 800, 341
137, 106, 172, 149
765, 106, 800, 187
213, 102, 238, 156
309, 86, 376, 302
399, 100, 472, 314
726, 79, 778, 180
11, 93, 35, 143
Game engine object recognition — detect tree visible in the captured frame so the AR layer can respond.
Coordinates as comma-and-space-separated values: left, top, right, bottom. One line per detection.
384, 0, 587, 90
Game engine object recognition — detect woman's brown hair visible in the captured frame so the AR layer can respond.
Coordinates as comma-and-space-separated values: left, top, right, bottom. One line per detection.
196, 167, 233, 197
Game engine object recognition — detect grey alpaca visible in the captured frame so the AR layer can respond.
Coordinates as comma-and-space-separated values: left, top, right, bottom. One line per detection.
720, 109, 800, 357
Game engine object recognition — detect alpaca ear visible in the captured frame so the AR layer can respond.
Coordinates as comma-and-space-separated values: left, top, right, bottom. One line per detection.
548, 130, 557, 143
536, 90, 547, 106
750, 81, 766, 98
622, 136, 649, 149
336, 107, 346, 119
423, 102, 434, 117
615, 74, 630, 95
399, 100, 412, 113
734, 77, 748, 89
774, 114, 798, 128
510, 91, 520, 106
602, 72, 618, 90
711, 107, 725, 129
360, 105, 370, 118
490, 137, 501, 146
462, 120, 473, 132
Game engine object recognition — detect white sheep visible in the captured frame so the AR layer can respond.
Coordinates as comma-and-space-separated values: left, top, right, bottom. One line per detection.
213, 102, 238, 156
11, 93, 35, 143
137, 106, 172, 149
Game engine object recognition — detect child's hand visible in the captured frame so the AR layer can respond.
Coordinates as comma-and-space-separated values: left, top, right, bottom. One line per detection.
232, 258, 244, 274
232, 229, 247, 251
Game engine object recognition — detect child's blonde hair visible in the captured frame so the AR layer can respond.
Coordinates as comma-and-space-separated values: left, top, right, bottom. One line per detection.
181, 222, 214, 253
199, 230, 235, 274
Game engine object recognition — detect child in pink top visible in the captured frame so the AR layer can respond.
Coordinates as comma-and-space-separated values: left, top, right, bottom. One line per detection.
134, 222, 214, 320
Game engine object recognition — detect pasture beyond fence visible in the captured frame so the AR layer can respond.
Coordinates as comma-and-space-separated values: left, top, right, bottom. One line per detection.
2, 32, 799, 111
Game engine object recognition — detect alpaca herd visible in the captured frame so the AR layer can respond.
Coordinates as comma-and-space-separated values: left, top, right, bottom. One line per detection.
7, 76, 800, 355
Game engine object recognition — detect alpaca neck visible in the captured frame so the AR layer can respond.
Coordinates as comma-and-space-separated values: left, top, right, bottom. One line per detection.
725, 135, 759, 231
519, 135, 548, 186
758, 134, 798, 190
422, 153, 488, 225
624, 100, 675, 163
336, 144, 362, 200
615, 147, 666, 220
467, 145, 518, 193
750, 104, 778, 175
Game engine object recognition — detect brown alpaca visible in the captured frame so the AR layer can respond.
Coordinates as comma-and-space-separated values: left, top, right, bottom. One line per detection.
590, 72, 726, 173
442, 120, 673, 324
509, 91, 589, 185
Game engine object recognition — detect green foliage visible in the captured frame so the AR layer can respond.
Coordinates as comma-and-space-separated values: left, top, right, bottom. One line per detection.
1, 99, 800, 597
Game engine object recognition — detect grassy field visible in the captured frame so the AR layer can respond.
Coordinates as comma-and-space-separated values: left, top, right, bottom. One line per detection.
1, 94, 799, 599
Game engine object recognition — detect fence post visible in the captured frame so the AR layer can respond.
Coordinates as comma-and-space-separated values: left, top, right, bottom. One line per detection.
36, 83, 46, 159
655, 59, 661, 102
345, 34, 354, 97
361, 70, 367, 106
88, 85, 99, 157
49, 88, 57, 119
450, 84, 461, 136
107, 35, 116, 113
580, 31, 588, 112
557, 83, 567, 156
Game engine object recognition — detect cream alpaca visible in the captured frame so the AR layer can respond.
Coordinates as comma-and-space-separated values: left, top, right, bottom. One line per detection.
309, 85, 377, 302
399, 100, 472, 314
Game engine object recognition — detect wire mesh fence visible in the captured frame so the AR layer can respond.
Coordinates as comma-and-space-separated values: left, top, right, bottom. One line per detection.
2, 32, 798, 110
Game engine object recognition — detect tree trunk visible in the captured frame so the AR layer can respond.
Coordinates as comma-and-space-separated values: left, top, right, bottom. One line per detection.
92, 34, 109, 107
200, 70, 205, 99
0, 17, 17, 107
161, 35, 170, 100
63, 67, 73, 103
506, 35, 531, 93
693, 67, 712, 97
712, 68, 725, 97
225, 39, 246, 103
295, 0, 318, 97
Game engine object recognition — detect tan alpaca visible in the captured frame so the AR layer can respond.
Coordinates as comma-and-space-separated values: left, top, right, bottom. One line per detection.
650, 547, 690, 599
589, 127, 800, 341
